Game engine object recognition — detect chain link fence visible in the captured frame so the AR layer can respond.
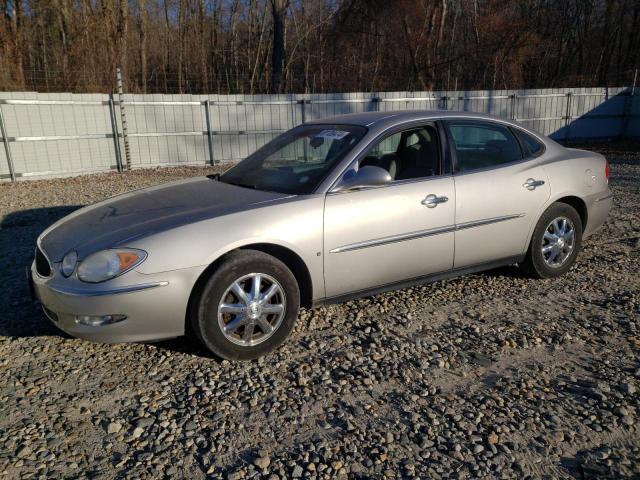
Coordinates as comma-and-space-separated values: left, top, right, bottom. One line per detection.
0, 87, 638, 181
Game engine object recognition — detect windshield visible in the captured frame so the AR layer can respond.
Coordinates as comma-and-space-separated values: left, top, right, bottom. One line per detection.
219, 124, 367, 194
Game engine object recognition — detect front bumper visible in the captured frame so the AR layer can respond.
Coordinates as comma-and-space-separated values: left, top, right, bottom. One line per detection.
30, 262, 206, 343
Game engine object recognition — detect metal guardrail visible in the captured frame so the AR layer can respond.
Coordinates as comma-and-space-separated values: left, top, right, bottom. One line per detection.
0, 88, 637, 181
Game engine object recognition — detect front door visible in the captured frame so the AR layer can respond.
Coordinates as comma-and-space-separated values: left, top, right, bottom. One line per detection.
323, 124, 456, 298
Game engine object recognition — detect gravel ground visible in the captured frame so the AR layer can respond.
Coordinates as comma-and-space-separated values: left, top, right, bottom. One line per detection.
0, 144, 638, 480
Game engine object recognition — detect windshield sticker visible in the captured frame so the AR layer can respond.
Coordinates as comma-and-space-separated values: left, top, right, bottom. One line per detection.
315, 129, 350, 140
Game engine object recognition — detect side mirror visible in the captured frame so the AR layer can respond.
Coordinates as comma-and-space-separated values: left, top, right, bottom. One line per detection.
333, 165, 392, 192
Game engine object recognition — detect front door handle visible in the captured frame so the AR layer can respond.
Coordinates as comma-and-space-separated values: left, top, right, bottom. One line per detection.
422, 194, 449, 208
523, 178, 545, 190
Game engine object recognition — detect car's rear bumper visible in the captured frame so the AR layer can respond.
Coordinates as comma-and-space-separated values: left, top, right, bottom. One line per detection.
30, 263, 205, 343
583, 189, 613, 238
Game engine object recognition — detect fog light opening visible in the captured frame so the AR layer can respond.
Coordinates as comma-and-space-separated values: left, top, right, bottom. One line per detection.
75, 314, 127, 327
42, 306, 59, 323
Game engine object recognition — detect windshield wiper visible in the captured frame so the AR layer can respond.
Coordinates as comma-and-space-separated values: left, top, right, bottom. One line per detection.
221, 179, 259, 190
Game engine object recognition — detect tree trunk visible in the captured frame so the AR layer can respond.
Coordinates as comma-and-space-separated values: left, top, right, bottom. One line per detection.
178, 0, 186, 93
138, 0, 147, 93
211, 0, 221, 93
7, 0, 25, 89
230, 0, 240, 93
270, 0, 289, 93
250, 3, 268, 94
198, 0, 208, 93
597, 0, 615, 84
163, 0, 169, 92
117, 0, 128, 89
55, 0, 70, 86
402, 15, 428, 91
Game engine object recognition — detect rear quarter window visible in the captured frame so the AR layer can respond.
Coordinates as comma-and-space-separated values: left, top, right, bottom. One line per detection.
515, 129, 545, 157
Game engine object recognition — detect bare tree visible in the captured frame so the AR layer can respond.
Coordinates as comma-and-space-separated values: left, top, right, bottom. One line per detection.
270, 0, 289, 93
6, 0, 25, 88
138, 0, 148, 92
249, 2, 269, 94
198, 0, 207, 92
178, 0, 185, 93
116, 0, 129, 88
0, 0, 637, 94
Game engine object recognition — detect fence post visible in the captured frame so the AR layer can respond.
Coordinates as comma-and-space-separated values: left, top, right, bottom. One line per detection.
510, 94, 517, 121
108, 94, 123, 172
564, 92, 573, 141
439, 95, 449, 111
621, 70, 637, 138
298, 98, 309, 160
204, 100, 215, 165
622, 89, 632, 139
298, 98, 308, 124
116, 68, 132, 170
372, 94, 380, 112
0, 103, 16, 182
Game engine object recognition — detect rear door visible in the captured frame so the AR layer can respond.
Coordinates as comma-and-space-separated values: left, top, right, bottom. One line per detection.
445, 120, 550, 268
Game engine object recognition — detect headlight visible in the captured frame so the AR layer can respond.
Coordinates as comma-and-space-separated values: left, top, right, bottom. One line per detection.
77, 249, 147, 283
61, 250, 78, 277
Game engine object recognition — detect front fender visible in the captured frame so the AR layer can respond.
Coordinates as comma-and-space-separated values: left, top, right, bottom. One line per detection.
126, 195, 326, 298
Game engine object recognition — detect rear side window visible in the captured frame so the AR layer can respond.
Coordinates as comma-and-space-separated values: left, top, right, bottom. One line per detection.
448, 122, 523, 172
515, 129, 545, 157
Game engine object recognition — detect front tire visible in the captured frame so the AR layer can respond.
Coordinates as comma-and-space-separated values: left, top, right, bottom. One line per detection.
191, 250, 300, 360
520, 202, 583, 278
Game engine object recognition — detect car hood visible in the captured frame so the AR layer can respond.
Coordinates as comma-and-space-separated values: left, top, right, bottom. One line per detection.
39, 177, 293, 261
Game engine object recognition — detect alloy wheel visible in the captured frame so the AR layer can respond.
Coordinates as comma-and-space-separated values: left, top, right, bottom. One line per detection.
541, 216, 575, 268
217, 273, 286, 346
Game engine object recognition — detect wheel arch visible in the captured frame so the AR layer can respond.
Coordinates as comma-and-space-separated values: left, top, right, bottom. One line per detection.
238, 243, 313, 309
185, 242, 314, 331
524, 194, 588, 254
554, 195, 588, 231
520, 196, 586, 278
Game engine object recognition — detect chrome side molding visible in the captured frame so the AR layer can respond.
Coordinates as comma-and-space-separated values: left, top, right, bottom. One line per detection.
455, 213, 526, 232
49, 281, 169, 297
330, 225, 456, 253
330, 213, 525, 253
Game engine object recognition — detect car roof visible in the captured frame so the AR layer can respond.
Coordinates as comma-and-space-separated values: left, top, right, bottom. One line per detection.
311, 110, 521, 129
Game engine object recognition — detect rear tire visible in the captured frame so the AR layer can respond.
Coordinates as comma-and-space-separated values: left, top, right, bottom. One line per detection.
520, 202, 583, 279
190, 250, 300, 360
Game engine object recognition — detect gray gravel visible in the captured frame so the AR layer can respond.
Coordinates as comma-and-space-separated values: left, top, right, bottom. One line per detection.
0, 147, 638, 479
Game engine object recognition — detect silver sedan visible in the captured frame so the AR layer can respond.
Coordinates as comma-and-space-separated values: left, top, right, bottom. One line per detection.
30, 111, 613, 360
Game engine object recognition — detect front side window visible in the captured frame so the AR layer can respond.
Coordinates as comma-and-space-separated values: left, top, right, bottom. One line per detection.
220, 124, 366, 194
448, 122, 523, 172
358, 125, 440, 181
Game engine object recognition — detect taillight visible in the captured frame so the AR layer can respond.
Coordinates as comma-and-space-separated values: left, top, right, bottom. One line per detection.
605, 159, 610, 183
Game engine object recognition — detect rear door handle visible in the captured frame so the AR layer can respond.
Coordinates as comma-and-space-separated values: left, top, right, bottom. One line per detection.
422, 194, 449, 208
523, 178, 545, 190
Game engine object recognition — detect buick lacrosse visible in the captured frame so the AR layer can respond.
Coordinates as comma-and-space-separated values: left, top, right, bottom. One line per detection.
30, 111, 612, 359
